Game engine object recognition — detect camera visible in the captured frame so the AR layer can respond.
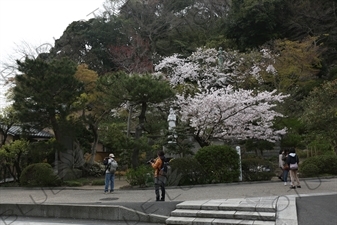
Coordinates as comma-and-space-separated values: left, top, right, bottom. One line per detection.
146, 159, 154, 164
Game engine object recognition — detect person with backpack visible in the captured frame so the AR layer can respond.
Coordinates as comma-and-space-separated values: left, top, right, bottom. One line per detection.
286, 147, 301, 189
150, 150, 167, 201
103, 153, 118, 194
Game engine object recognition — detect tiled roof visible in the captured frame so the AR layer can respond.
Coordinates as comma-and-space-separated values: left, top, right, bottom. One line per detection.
1, 125, 53, 138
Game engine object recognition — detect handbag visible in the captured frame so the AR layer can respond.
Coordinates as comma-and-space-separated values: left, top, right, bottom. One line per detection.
290, 162, 298, 170
283, 164, 289, 170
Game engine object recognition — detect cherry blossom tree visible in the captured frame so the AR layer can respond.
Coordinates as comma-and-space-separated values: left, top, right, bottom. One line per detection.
176, 85, 288, 147
155, 47, 274, 91
155, 47, 288, 147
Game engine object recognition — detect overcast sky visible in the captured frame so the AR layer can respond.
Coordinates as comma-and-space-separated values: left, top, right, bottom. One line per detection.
0, 0, 106, 110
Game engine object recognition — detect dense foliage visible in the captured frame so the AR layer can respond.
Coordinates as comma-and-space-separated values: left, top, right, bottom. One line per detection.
300, 155, 337, 177
169, 157, 207, 185
1, 0, 337, 185
20, 163, 62, 187
125, 165, 153, 187
195, 145, 240, 183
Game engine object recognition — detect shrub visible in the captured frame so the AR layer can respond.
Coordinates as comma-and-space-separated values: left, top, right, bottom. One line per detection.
241, 158, 275, 181
300, 164, 320, 177
82, 162, 105, 177
195, 145, 240, 183
20, 163, 62, 187
318, 155, 337, 174
169, 157, 207, 186
301, 155, 337, 176
126, 165, 153, 187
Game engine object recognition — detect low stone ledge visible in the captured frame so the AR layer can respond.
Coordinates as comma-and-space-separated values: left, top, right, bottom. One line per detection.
0, 203, 167, 223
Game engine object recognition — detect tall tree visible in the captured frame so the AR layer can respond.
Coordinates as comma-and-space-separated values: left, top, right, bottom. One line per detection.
99, 71, 175, 167
156, 47, 288, 147
224, 0, 284, 50
301, 78, 337, 153
12, 57, 84, 171
280, 0, 337, 78
50, 18, 120, 75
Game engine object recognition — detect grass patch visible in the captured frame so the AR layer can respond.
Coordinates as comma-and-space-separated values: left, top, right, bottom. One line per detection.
62, 176, 104, 187
92, 179, 105, 185
63, 180, 83, 187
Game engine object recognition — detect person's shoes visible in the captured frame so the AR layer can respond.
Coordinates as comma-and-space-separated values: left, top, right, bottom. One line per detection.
284, 182, 287, 186
290, 186, 296, 189
160, 198, 165, 201
104, 191, 108, 194
297, 185, 301, 188
110, 190, 114, 193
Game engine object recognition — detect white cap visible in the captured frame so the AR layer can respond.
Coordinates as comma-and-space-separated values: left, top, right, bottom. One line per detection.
109, 153, 115, 158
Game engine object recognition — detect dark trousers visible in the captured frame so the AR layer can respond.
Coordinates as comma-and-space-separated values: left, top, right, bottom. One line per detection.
155, 176, 166, 200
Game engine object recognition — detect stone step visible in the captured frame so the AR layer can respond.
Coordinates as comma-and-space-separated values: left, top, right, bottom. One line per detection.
170, 209, 276, 221
166, 216, 276, 225
176, 201, 276, 213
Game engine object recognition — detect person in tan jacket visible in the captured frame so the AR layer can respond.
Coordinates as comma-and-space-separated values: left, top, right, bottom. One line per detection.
150, 150, 166, 201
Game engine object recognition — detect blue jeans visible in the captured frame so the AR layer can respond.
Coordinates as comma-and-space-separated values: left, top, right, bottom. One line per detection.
104, 173, 115, 192
283, 170, 289, 182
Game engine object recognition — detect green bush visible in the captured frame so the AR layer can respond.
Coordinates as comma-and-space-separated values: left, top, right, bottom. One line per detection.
126, 165, 153, 187
20, 163, 62, 187
300, 164, 320, 177
301, 155, 337, 176
82, 162, 105, 177
195, 145, 240, 183
169, 157, 207, 186
241, 158, 275, 181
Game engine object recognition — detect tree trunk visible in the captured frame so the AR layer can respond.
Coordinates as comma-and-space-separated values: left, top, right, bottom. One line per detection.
89, 123, 98, 165
194, 132, 211, 148
131, 102, 147, 168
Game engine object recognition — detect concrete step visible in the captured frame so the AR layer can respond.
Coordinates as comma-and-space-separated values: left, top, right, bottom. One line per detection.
165, 199, 277, 225
176, 200, 276, 213
170, 209, 276, 221
166, 217, 276, 225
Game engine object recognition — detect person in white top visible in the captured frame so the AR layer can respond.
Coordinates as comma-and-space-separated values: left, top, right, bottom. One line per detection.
104, 153, 118, 193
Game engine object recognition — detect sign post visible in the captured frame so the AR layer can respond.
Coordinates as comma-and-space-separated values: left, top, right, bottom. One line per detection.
236, 146, 242, 181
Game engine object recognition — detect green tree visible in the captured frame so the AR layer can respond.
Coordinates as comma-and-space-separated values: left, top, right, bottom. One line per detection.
99, 71, 175, 168
225, 0, 284, 50
13, 57, 83, 142
280, 0, 337, 73
50, 18, 119, 75
12, 57, 84, 171
0, 140, 29, 183
301, 79, 337, 154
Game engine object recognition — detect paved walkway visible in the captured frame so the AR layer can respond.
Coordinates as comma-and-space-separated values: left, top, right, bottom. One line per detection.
0, 177, 336, 224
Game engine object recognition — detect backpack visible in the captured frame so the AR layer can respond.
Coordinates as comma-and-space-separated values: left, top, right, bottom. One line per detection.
159, 157, 171, 177
108, 160, 118, 173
